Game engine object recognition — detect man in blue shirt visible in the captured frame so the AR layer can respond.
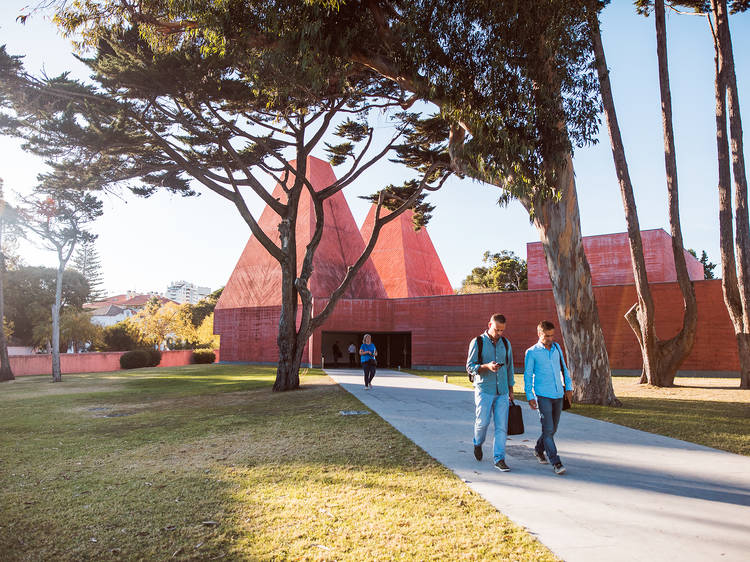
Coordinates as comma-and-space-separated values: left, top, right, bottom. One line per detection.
524, 320, 573, 475
466, 313, 514, 472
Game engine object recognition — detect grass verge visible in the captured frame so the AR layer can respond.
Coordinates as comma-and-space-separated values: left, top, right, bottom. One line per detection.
1, 365, 554, 561
407, 370, 750, 456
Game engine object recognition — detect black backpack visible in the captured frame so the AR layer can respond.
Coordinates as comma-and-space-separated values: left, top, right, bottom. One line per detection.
467, 334, 509, 382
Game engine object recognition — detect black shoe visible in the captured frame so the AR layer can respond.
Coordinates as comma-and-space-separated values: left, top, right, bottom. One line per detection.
473, 445, 483, 461
534, 449, 549, 464
494, 459, 510, 472
553, 462, 566, 475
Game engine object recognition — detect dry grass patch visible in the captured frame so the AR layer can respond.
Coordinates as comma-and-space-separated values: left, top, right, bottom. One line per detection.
408, 370, 750, 456
1, 365, 554, 561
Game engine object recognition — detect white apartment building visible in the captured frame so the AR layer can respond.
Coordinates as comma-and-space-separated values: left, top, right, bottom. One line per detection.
166, 280, 212, 305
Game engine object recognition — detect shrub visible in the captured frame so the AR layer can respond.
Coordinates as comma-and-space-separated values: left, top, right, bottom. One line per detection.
192, 350, 216, 364
120, 350, 150, 369
144, 348, 162, 367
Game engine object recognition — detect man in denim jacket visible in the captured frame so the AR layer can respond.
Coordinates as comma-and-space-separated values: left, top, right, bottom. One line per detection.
524, 320, 574, 475
466, 313, 515, 472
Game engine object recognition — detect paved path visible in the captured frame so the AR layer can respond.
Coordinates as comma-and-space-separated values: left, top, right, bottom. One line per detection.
325, 368, 750, 562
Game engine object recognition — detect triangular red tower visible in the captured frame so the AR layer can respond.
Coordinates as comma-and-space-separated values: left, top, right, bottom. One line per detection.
217, 157, 387, 310
360, 206, 453, 298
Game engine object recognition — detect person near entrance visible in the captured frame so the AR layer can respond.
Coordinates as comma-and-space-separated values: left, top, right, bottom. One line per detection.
347, 341, 357, 368
332, 341, 343, 367
524, 320, 573, 475
466, 313, 514, 472
359, 334, 378, 389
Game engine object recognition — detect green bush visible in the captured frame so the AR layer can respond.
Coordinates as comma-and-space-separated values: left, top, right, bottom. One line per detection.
99, 321, 143, 351
145, 348, 162, 367
120, 350, 150, 369
192, 350, 216, 364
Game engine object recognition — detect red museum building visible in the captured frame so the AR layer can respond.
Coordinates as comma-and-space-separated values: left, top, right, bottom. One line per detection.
214, 157, 737, 374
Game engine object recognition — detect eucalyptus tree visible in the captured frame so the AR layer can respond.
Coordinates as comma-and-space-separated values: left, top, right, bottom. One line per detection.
587, 0, 697, 386
635, 0, 750, 387
38, 0, 620, 403
16, 186, 101, 382
0, 28, 446, 390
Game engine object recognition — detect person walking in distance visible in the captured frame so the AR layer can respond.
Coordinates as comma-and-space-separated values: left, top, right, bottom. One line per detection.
360, 334, 377, 389
466, 314, 514, 472
524, 320, 573, 475
347, 341, 357, 368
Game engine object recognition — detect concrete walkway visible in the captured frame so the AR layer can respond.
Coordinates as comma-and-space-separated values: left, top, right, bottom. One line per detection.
325, 368, 750, 562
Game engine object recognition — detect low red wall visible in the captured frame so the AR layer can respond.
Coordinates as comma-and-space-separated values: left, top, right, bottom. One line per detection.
9, 349, 220, 377
216, 279, 738, 373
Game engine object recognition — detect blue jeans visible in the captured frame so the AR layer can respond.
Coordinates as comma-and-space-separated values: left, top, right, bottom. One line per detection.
473, 390, 509, 462
535, 396, 563, 465
362, 361, 376, 386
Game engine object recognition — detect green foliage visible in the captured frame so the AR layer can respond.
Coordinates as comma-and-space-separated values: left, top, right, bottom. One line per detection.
192, 349, 216, 364
144, 348, 162, 367
60, 309, 103, 352
71, 239, 106, 301
185, 287, 223, 328
119, 349, 151, 369
4, 266, 89, 345
688, 248, 718, 280
98, 320, 143, 351
459, 250, 528, 293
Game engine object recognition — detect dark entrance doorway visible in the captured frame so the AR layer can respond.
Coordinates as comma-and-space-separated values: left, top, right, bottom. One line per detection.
321, 331, 411, 369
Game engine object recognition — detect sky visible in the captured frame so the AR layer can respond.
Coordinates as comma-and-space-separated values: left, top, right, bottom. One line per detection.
0, 2, 748, 297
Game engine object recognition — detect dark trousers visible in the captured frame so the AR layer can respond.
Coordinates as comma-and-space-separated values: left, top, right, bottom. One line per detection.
535, 396, 563, 465
363, 361, 376, 386
349, 353, 356, 367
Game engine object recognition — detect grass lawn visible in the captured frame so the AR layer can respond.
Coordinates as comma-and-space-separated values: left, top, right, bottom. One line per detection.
1, 365, 554, 561
408, 371, 750, 456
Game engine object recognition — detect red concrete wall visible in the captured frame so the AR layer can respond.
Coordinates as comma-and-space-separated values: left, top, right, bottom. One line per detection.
528, 229, 705, 290
10, 349, 220, 376
216, 279, 738, 372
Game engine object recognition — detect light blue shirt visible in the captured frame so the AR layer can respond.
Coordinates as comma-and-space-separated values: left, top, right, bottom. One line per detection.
523, 341, 573, 400
466, 332, 514, 395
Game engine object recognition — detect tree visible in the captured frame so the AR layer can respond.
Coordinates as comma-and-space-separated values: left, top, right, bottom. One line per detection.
60, 309, 103, 352
688, 249, 718, 279
15, 188, 102, 381
646, 0, 750, 387
0, 179, 20, 381
185, 287, 223, 329
588, 1, 697, 387
98, 319, 143, 351
459, 251, 528, 293
71, 238, 106, 301
131, 298, 190, 350
0, 29, 445, 392
15, 1, 620, 402
4, 266, 89, 347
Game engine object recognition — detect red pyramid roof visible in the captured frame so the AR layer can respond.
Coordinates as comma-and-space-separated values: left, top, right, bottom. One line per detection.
360, 206, 453, 298
217, 156, 387, 309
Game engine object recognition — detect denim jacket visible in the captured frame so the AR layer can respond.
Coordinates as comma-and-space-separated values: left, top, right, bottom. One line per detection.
466, 332, 514, 395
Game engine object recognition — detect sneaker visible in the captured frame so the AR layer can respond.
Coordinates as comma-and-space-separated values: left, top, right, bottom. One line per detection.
553, 462, 566, 475
473, 445, 483, 461
364, 386, 370, 390
534, 449, 549, 464
494, 459, 510, 472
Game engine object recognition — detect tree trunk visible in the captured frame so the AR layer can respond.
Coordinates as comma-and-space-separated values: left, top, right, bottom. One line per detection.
51, 259, 63, 383
650, 0, 698, 386
589, 2, 696, 388
712, 0, 750, 389
522, 152, 619, 405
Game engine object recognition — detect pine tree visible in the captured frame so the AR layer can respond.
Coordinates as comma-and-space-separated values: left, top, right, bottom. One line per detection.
72, 238, 106, 301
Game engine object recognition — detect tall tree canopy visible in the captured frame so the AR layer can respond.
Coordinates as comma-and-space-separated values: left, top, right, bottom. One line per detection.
9, 0, 622, 402
459, 251, 528, 293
